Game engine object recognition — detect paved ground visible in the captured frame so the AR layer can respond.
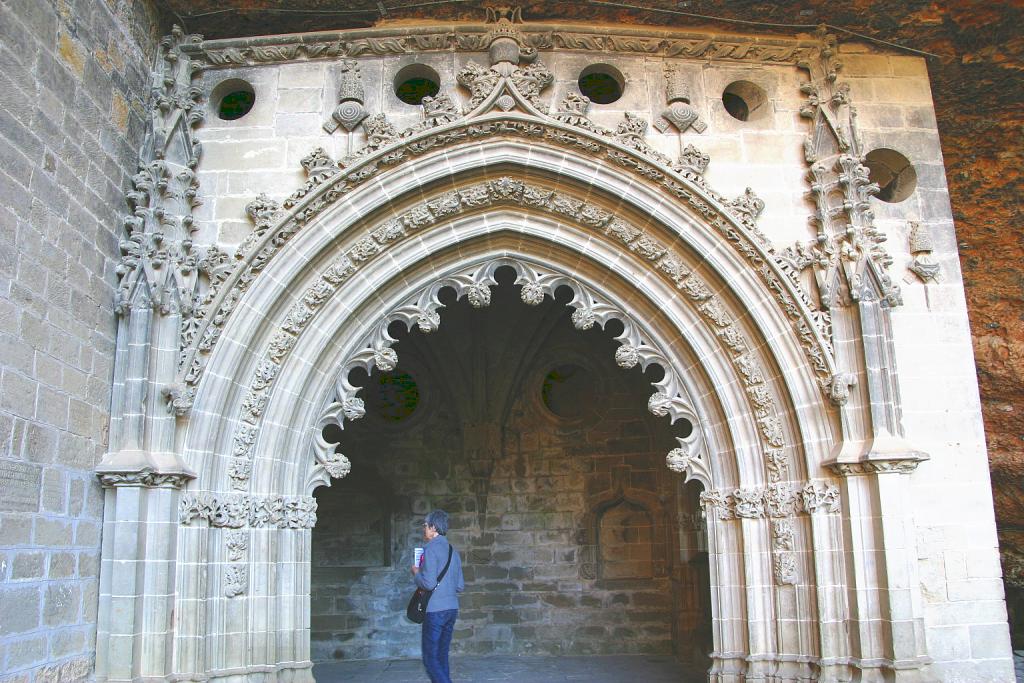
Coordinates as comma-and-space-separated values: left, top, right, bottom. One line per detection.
313, 655, 707, 682
1015, 650, 1023, 682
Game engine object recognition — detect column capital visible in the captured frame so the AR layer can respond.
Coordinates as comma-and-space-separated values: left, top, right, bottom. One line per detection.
95, 449, 196, 488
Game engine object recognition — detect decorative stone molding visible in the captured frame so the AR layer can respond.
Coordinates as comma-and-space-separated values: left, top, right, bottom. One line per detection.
311, 256, 707, 491
174, 110, 836, 416
179, 492, 317, 528
98, 469, 193, 489
116, 25, 205, 326
224, 565, 247, 598
789, 28, 901, 312
801, 479, 841, 513
701, 480, 841, 519
826, 456, 926, 476
225, 530, 248, 561
181, 24, 818, 70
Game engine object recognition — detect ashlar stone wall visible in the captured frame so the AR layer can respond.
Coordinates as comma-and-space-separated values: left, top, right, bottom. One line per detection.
310, 282, 711, 662
0, 1, 161, 681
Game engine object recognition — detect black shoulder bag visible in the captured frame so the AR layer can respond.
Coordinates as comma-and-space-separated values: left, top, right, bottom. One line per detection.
406, 545, 453, 624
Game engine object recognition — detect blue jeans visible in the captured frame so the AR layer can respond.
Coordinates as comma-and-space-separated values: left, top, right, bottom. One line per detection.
421, 608, 457, 683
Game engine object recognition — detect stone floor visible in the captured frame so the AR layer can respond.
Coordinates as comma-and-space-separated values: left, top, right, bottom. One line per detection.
1014, 650, 1023, 682
313, 655, 707, 682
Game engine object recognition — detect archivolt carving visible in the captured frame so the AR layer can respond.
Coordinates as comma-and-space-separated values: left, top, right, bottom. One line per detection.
178, 492, 317, 528
177, 115, 835, 415
310, 257, 707, 491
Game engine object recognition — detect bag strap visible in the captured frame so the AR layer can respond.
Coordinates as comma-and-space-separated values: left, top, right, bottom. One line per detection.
432, 545, 454, 590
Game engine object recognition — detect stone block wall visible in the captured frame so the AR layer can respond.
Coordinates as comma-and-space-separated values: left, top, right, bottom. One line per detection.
0, 1, 161, 680
310, 287, 710, 662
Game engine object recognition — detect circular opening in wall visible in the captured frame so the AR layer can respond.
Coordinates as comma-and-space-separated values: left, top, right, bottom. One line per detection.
321, 423, 343, 444
864, 148, 917, 203
722, 80, 768, 122
373, 371, 419, 421
578, 64, 625, 104
676, 418, 694, 439
393, 64, 441, 105
541, 363, 594, 421
213, 79, 256, 120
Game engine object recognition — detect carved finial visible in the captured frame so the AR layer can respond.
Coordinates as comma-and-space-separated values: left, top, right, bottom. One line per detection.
483, 4, 534, 65
729, 188, 765, 223
907, 221, 941, 283
300, 147, 338, 178
828, 372, 857, 406
324, 60, 368, 133
655, 68, 707, 135
674, 143, 710, 179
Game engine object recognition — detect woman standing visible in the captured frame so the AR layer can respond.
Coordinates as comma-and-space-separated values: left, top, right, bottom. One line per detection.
412, 510, 465, 683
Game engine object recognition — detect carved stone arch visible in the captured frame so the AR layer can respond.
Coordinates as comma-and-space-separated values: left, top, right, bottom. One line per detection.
168, 138, 850, 683
175, 117, 837, 423
185, 163, 840, 497
308, 256, 708, 493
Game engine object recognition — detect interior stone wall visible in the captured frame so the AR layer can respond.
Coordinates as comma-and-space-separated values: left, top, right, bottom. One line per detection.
0, 1, 163, 681
310, 279, 711, 662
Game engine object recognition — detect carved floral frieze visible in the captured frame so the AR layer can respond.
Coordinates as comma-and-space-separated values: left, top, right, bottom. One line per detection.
179, 492, 317, 528
182, 26, 817, 70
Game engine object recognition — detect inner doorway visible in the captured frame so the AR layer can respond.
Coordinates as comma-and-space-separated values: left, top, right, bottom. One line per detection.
310, 268, 712, 670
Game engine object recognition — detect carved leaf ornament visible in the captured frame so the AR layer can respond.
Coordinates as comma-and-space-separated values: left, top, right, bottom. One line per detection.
174, 110, 836, 425
309, 257, 708, 492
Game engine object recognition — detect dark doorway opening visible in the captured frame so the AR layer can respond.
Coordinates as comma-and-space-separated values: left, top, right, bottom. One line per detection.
311, 270, 712, 670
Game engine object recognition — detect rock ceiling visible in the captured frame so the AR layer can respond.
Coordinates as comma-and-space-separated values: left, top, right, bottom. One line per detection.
155, 0, 1023, 574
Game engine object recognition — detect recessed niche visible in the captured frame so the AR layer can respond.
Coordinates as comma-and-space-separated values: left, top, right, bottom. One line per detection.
212, 79, 256, 120
541, 363, 593, 421
864, 148, 917, 203
393, 64, 441, 105
599, 499, 655, 580
722, 80, 768, 122
578, 64, 625, 104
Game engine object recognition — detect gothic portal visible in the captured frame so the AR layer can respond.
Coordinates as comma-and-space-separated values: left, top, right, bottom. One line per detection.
89, 10, 1013, 683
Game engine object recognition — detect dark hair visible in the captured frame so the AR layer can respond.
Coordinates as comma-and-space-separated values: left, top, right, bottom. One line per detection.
424, 509, 449, 535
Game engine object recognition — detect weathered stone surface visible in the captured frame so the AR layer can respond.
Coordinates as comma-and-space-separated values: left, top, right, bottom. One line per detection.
0, 0, 160, 679
313, 291, 704, 661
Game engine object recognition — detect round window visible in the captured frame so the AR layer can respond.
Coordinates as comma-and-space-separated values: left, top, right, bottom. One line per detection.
374, 371, 419, 421
864, 148, 917, 203
578, 64, 625, 104
393, 64, 441, 105
541, 364, 595, 421
722, 80, 768, 122
212, 79, 256, 121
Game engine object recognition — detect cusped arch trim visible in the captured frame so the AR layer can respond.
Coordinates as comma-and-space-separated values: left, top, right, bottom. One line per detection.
308, 256, 710, 492
175, 112, 836, 414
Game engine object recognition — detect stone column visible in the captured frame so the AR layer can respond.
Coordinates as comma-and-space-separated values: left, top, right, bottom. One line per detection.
94, 476, 189, 681
826, 293, 930, 681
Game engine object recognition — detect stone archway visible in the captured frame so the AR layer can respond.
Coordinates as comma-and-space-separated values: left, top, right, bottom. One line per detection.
308, 267, 713, 666
93, 43, 931, 679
